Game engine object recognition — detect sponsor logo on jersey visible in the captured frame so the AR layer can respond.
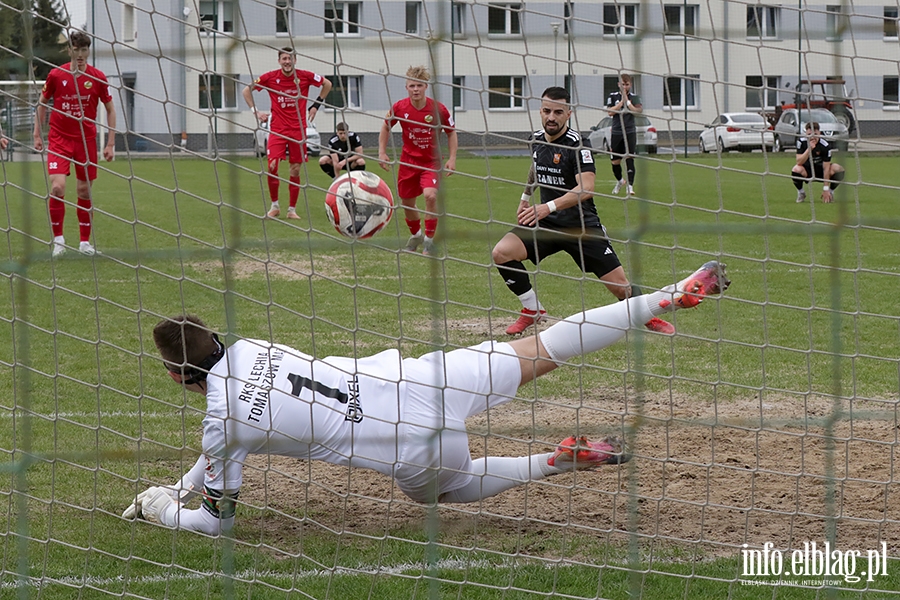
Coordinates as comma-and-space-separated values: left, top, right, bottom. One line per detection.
62, 80, 68, 87
581, 149, 594, 163
553, 153, 561, 164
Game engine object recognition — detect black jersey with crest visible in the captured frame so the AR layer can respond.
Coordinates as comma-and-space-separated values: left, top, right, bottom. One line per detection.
529, 127, 598, 229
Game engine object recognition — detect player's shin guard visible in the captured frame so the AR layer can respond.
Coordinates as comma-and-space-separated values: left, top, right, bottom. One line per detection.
405, 218, 422, 236
497, 261, 532, 296
320, 163, 335, 178
439, 455, 556, 503
540, 297, 654, 362
424, 218, 438, 239
289, 175, 301, 208
76, 197, 92, 242
49, 196, 65, 237
625, 157, 635, 184
267, 172, 280, 202
791, 171, 805, 190
830, 170, 845, 190
612, 163, 623, 181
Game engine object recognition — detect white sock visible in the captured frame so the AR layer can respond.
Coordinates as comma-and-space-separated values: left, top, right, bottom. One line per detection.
516, 289, 542, 313
440, 453, 561, 503
539, 295, 655, 363
53, 236, 65, 244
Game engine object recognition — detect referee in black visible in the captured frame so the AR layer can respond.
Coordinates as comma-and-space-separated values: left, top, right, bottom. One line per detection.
319, 122, 366, 178
491, 86, 673, 336
605, 74, 641, 196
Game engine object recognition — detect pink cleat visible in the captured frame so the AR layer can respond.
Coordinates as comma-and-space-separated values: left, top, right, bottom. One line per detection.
548, 436, 631, 469
663, 261, 731, 310
505, 308, 547, 335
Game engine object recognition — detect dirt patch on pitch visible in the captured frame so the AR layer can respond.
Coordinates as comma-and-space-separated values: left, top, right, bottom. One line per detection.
190, 253, 350, 280
238, 390, 900, 559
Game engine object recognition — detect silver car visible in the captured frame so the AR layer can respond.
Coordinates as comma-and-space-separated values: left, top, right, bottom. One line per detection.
588, 115, 658, 154
254, 121, 322, 158
772, 108, 850, 152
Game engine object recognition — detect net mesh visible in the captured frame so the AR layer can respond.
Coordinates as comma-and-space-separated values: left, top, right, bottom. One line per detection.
2, 0, 900, 598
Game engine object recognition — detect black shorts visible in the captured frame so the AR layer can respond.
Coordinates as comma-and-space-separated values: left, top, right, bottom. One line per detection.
510, 225, 622, 279
609, 131, 638, 159
802, 162, 826, 181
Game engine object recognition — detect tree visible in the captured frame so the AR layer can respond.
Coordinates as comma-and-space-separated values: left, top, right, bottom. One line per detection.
0, 0, 68, 80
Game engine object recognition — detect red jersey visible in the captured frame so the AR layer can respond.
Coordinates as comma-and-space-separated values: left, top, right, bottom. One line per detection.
253, 69, 323, 134
41, 63, 112, 140
386, 97, 455, 168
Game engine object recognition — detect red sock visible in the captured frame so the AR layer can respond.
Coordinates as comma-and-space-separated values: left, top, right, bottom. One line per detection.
267, 167, 280, 202
49, 196, 65, 237
289, 175, 301, 208
406, 219, 421, 236
77, 197, 92, 242
424, 218, 438, 238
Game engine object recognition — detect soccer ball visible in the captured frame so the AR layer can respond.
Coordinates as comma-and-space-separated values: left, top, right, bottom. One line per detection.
324, 171, 394, 239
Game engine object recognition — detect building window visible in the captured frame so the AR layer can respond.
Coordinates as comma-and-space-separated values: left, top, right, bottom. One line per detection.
452, 76, 464, 110
406, 2, 420, 34
452, 2, 466, 36
885, 7, 899, 39
199, 74, 238, 110
664, 4, 697, 36
746, 5, 778, 39
603, 4, 638, 36
276, 0, 291, 34
488, 3, 522, 35
324, 75, 361, 109
122, 0, 136, 42
488, 75, 524, 109
664, 75, 698, 109
885, 76, 899, 109
603, 74, 642, 101
746, 75, 780, 110
325, 2, 361, 35
826, 5, 848, 40
199, 0, 234, 33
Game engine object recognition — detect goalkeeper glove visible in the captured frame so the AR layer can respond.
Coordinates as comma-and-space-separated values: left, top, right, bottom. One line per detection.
122, 486, 178, 523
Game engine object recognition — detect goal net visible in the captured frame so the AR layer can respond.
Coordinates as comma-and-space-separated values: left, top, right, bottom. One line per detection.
2, 0, 899, 598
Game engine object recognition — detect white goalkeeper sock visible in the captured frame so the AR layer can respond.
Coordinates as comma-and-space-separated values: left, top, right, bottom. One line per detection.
440, 454, 563, 503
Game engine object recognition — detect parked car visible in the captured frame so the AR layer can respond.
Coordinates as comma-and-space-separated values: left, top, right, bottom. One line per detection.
772, 108, 850, 152
588, 115, 658, 154
773, 79, 856, 133
698, 112, 774, 153
254, 120, 321, 157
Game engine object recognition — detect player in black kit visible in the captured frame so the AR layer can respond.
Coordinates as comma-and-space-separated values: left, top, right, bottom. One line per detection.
791, 121, 845, 203
491, 87, 674, 336
319, 122, 366, 178
605, 73, 641, 196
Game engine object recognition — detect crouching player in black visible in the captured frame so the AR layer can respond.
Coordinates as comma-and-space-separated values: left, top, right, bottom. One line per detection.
319, 122, 366, 178
792, 121, 846, 204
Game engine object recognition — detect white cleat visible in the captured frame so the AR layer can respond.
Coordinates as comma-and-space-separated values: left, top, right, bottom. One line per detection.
612, 179, 626, 195
79, 242, 98, 256
52, 236, 66, 258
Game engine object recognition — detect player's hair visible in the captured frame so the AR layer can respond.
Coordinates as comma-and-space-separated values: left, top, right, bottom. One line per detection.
336, 122, 348, 131
805, 121, 820, 132
278, 46, 295, 58
153, 315, 219, 370
541, 86, 570, 105
68, 31, 92, 49
406, 65, 430, 83
620, 73, 632, 84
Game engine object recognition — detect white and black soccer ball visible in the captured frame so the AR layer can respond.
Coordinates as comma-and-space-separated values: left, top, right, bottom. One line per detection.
324, 171, 394, 239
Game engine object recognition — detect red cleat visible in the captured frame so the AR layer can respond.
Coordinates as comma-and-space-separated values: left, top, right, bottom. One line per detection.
548, 436, 630, 469
644, 317, 675, 335
505, 308, 546, 335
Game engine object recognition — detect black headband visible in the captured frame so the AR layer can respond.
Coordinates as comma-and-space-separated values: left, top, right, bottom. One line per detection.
169, 332, 225, 386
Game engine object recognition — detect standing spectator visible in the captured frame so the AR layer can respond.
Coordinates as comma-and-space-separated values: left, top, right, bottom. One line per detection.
491, 87, 674, 336
32, 31, 116, 257
319, 122, 366, 178
605, 74, 641, 197
242, 47, 332, 220
791, 121, 845, 204
378, 66, 457, 256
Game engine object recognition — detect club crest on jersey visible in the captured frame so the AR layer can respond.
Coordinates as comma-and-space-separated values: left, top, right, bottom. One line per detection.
84, 81, 92, 89
424, 114, 434, 123
553, 153, 561, 164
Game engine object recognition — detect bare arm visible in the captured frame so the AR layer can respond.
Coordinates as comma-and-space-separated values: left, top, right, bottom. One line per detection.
443, 129, 458, 175
103, 100, 116, 161
378, 115, 392, 170
33, 102, 48, 151
517, 171, 596, 227
308, 78, 333, 124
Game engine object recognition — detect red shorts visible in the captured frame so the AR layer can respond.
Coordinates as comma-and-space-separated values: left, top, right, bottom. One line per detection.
267, 130, 307, 164
47, 130, 97, 181
397, 163, 440, 200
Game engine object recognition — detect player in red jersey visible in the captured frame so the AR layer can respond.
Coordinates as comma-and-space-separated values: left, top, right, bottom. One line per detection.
33, 31, 116, 257
242, 47, 331, 220
378, 66, 457, 256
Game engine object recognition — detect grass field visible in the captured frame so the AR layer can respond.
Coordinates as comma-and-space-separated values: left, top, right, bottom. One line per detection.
2, 149, 899, 599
